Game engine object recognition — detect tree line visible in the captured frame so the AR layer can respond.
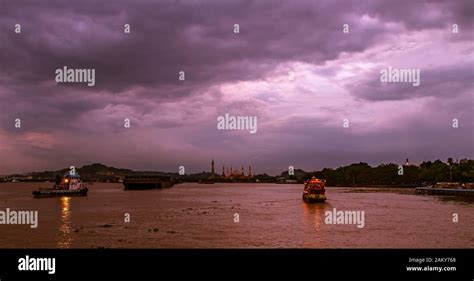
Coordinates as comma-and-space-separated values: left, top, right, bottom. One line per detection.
303, 159, 474, 187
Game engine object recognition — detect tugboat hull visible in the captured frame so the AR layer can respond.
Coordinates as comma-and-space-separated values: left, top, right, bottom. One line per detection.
33, 188, 88, 198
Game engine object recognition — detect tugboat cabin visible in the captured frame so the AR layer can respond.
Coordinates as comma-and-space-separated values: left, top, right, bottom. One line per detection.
56, 172, 83, 190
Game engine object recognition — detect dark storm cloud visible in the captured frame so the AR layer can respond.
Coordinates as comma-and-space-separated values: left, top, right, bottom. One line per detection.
2, 0, 468, 93
0, 0, 472, 174
363, 0, 474, 30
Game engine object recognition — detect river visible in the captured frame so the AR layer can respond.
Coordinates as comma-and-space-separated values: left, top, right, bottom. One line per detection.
0, 183, 472, 248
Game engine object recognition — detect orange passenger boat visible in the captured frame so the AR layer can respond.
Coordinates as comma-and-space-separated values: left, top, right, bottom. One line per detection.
303, 176, 326, 203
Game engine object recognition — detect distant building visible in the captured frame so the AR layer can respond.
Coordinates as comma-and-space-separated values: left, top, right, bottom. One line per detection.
216, 159, 253, 180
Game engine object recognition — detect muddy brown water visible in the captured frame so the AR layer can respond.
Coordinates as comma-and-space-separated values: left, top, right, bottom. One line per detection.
0, 183, 472, 248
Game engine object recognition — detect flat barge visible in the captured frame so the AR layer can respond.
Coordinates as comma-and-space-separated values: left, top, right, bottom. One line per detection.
415, 187, 474, 197
123, 175, 174, 190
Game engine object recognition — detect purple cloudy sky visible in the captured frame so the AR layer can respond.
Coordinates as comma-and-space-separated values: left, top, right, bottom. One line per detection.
0, 0, 473, 175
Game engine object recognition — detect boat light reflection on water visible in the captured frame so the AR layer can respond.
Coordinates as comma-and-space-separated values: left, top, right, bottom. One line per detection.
302, 202, 328, 229
58, 196, 72, 249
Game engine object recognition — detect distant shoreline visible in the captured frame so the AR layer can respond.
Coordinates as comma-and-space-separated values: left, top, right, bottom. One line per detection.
0, 181, 423, 188
2, 159, 473, 187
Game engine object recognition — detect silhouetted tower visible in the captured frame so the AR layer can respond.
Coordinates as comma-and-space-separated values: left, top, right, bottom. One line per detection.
248, 165, 252, 177
222, 166, 225, 177
241, 165, 244, 176
211, 159, 215, 174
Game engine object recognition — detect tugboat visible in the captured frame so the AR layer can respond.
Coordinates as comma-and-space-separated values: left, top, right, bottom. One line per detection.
303, 176, 326, 203
33, 171, 88, 198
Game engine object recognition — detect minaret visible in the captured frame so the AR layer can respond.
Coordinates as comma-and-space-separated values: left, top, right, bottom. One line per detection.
222, 166, 225, 177
248, 165, 252, 177
211, 159, 215, 174
241, 165, 244, 176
